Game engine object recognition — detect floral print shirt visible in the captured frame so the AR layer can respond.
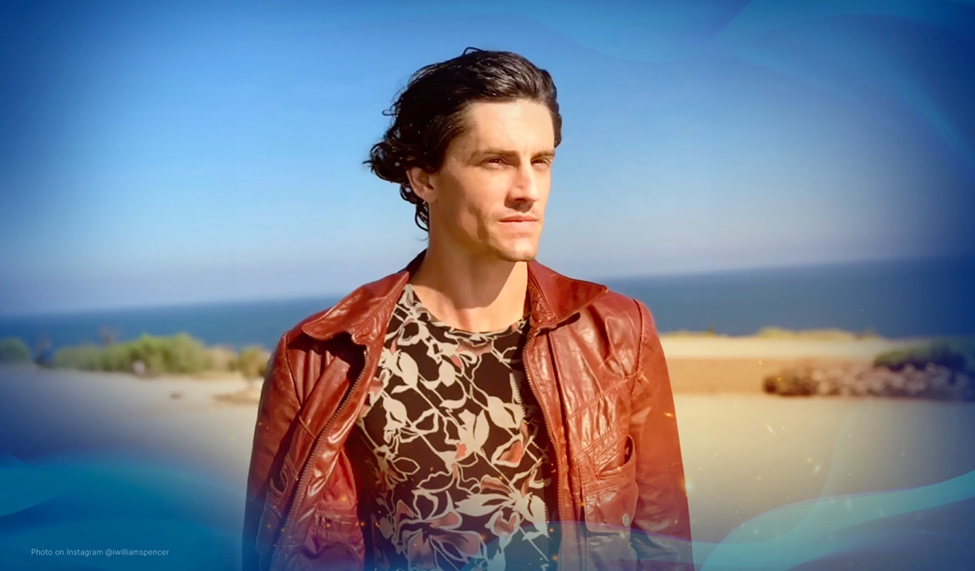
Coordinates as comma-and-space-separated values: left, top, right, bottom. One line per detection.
346, 284, 559, 571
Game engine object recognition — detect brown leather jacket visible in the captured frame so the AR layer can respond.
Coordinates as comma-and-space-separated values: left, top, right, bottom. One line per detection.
242, 250, 693, 570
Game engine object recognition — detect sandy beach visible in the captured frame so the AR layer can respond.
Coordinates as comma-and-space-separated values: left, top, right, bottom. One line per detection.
1, 335, 972, 569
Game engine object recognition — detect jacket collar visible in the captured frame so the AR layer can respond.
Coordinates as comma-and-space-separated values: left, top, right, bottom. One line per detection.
299, 249, 608, 346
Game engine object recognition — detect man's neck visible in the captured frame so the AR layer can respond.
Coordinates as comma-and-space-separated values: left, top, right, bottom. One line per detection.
408, 245, 530, 333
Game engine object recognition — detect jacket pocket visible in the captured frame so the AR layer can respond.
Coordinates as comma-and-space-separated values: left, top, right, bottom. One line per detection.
583, 434, 638, 534
582, 434, 640, 569
312, 512, 360, 535
269, 455, 296, 504
255, 455, 296, 557
304, 511, 364, 560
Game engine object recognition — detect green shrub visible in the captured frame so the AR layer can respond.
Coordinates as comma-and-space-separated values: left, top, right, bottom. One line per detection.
763, 366, 817, 396
130, 333, 210, 374
235, 345, 270, 379
52, 344, 105, 370
0, 337, 33, 363
755, 327, 862, 341
53, 333, 211, 375
874, 337, 975, 375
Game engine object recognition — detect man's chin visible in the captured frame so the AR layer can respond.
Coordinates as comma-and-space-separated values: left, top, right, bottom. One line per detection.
493, 247, 538, 264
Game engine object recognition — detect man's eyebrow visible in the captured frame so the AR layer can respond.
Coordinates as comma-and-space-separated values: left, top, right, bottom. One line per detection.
474, 148, 556, 159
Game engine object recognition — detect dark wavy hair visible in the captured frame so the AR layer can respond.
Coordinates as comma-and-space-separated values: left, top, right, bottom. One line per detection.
363, 47, 563, 233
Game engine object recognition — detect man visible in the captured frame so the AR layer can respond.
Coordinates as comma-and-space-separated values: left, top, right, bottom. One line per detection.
242, 48, 693, 571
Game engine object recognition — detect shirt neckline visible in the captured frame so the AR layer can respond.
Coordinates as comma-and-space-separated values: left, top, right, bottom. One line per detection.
403, 283, 528, 337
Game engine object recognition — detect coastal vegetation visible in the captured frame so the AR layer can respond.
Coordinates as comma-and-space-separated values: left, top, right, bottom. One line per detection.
873, 337, 975, 376
53, 333, 211, 374
235, 345, 272, 379
754, 327, 879, 341
0, 337, 32, 363
0, 333, 272, 379
764, 336, 975, 400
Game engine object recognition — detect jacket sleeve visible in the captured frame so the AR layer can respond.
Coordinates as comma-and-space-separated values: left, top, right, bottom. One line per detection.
629, 300, 694, 570
242, 334, 303, 571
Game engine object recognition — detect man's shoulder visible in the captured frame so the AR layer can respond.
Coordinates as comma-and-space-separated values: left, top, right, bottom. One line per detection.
279, 267, 404, 346
589, 287, 642, 312
586, 285, 648, 329
551, 283, 652, 381
284, 305, 336, 342
551, 279, 650, 353
534, 260, 646, 327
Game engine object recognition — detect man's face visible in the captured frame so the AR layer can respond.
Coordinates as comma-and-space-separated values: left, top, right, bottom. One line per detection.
416, 99, 556, 263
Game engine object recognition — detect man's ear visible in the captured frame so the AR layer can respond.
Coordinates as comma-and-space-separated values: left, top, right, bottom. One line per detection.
406, 165, 436, 204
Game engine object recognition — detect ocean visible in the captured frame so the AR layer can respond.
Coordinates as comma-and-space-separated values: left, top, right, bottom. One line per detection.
2, 255, 973, 353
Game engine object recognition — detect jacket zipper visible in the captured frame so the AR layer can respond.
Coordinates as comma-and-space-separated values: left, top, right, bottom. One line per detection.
270, 346, 370, 570
522, 326, 565, 569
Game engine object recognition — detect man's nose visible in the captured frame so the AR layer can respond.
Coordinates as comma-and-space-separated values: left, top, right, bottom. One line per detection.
512, 161, 543, 201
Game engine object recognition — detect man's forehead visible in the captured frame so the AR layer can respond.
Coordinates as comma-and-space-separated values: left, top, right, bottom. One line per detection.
455, 102, 555, 156
465, 100, 549, 125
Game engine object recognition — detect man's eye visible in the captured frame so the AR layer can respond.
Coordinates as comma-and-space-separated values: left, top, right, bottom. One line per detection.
485, 158, 551, 167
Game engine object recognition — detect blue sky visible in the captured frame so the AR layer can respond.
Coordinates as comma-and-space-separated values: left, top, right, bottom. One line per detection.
1, 0, 973, 315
